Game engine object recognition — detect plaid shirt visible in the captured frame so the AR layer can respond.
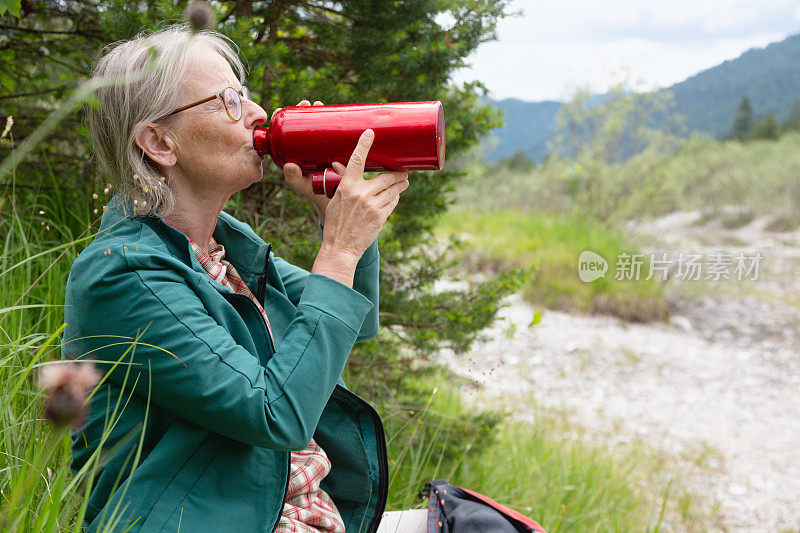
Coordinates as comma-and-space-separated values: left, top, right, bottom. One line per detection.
188, 234, 345, 533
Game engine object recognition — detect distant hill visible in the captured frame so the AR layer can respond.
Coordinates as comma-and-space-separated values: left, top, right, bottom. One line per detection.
482, 99, 561, 162
486, 32, 800, 162
665, 32, 800, 137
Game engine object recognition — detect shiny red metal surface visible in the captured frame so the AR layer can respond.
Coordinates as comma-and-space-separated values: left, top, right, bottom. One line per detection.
253, 101, 445, 173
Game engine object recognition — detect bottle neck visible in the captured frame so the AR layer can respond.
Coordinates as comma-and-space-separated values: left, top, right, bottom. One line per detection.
253, 126, 270, 156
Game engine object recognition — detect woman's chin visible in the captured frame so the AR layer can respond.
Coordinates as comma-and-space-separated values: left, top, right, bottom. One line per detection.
247, 168, 264, 187
228, 173, 261, 194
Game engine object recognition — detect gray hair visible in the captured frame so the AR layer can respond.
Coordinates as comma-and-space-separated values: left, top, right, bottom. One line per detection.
88, 24, 245, 218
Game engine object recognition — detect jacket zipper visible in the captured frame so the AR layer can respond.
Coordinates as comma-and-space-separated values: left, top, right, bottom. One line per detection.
270, 455, 292, 533
256, 243, 272, 306
254, 243, 291, 533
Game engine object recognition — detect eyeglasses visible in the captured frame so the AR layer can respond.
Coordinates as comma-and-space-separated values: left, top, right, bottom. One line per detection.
165, 86, 251, 121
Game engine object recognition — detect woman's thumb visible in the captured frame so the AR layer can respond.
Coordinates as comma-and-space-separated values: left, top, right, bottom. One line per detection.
331, 161, 346, 175
283, 162, 300, 176
283, 163, 305, 186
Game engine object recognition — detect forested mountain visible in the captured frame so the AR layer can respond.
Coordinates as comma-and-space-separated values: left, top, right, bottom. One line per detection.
486, 32, 800, 161
667, 32, 800, 137
481, 99, 561, 162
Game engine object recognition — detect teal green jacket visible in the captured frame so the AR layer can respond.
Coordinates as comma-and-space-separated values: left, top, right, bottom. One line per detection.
61, 196, 388, 532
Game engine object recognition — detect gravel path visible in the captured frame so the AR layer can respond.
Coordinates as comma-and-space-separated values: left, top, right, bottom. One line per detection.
438, 211, 800, 531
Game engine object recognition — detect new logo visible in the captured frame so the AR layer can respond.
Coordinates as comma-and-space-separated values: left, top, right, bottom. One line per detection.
578, 250, 608, 282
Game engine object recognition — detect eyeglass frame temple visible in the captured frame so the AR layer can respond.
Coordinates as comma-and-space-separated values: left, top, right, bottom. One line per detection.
165, 87, 246, 118
165, 94, 218, 117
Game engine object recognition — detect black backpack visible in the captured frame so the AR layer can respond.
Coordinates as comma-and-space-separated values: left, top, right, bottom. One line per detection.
419, 479, 547, 533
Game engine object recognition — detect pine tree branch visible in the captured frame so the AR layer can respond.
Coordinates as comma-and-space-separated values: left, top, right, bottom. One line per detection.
0, 24, 102, 39
299, 0, 360, 21
0, 86, 72, 101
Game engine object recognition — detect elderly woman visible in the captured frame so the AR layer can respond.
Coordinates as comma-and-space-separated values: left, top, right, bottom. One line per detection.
61, 24, 416, 532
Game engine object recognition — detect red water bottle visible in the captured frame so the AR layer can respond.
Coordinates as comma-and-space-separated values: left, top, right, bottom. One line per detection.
253, 101, 445, 197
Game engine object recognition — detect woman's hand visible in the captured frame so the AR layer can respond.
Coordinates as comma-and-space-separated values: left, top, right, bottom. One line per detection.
320, 129, 409, 259
278, 100, 331, 224
310, 129, 408, 288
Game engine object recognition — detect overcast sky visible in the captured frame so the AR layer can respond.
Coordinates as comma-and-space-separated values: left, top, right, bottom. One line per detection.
449, 0, 800, 102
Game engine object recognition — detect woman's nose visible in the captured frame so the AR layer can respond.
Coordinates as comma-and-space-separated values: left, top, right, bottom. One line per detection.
244, 100, 269, 129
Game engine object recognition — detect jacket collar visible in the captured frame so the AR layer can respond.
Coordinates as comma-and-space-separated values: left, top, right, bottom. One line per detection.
101, 194, 270, 288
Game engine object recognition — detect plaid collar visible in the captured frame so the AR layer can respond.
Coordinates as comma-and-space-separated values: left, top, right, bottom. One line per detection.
188, 236, 230, 285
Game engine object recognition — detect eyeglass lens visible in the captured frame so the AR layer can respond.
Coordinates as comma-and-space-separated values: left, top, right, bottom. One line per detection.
222, 87, 242, 120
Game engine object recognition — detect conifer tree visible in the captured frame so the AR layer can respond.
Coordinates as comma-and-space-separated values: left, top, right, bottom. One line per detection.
752, 114, 780, 140
729, 95, 753, 140
784, 98, 800, 132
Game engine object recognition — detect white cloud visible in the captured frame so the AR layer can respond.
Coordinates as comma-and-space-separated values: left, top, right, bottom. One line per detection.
452, 0, 800, 100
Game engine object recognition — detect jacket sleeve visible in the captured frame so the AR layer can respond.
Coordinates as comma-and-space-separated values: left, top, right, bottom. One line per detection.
64, 249, 373, 451
272, 228, 379, 342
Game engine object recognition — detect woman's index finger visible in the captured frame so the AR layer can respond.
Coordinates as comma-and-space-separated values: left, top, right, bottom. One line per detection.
344, 129, 374, 181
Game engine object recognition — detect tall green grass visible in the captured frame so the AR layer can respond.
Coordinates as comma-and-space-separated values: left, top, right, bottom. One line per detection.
436, 208, 669, 322
0, 184, 126, 531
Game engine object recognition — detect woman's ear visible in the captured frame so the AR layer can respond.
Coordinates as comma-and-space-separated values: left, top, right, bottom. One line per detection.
134, 123, 177, 168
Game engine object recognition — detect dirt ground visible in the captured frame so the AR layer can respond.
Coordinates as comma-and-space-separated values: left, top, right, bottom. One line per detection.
438, 210, 800, 532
